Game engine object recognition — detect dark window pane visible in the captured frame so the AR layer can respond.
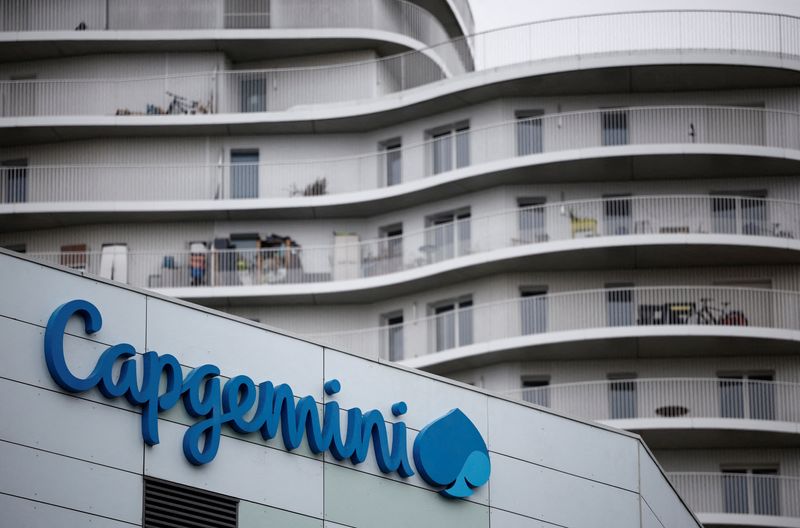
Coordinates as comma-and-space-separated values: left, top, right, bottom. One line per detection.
609, 379, 637, 419
522, 379, 550, 407
607, 288, 634, 327
521, 292, 547, 335
240, 77, 266, 112
2, 159, 28, 204
602, 111, 628, 146
385, 145, 402, 186
719, 378, 745, 418
455, 127, 470, 168
231, 151, 259, 199
517, 117, 543, 155
748, 376, 775, 420
752, 470, 780, 516
722, 471, 749, 514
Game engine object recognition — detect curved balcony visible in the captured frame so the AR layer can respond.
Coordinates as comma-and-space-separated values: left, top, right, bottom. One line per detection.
19, 196, 800, 302
302, 286, 800, 370
504, 378, 800, 448
668, 472, 800, 527
0, 0, 467, 68
3, 10, 800, 131
2, 106, 800, 226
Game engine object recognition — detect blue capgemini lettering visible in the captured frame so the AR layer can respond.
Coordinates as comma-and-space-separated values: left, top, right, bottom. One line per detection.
44, 299, 414, 478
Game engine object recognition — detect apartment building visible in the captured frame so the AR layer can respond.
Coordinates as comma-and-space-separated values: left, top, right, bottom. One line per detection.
1, 3, 799, 525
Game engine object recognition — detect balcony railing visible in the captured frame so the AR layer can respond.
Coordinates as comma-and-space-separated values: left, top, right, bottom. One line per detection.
0, 0, 456, 51
2, 10, 800, 117
20, 196, 800, 293
303, 286, 798, 360
0, 106, 793, 203
504, 378, 800, 424
668, 472, 800, 521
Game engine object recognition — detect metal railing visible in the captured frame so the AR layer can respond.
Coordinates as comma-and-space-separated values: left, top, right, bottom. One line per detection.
0, 0, 456, 48
303, 286, 798, 360
0, 106, 793, 203
504, 378, 800, 424
668, 473, 800, 520
3, 10, 800, 117
19, 196, 800, 293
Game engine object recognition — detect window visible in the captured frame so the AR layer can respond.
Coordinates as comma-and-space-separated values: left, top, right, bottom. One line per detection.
722, 468, 780, 516
517, 197, 547, 243
606, 282, 634, 327
381, 311, 404, 362
225, 0, 270, 28
608, 373, 637, 419
60, 244, 88, 271
230, 150, 259, 199
430, 296, 473, 352
601, 110, 628, 146
2, 158, 28, 203
380, 138, 402, 186
376, 223, 403, 274
144, 477, 238, 528
516, 110, 544, 155
240, 75, 266, 112
718, 373, 775, 420
424, 208, 471, 263
520, 287, 548, 335
1, 244, 25, 253
603, 194, 632, 235
521, 377, 550, 407
428, 121, 470, 175
4, 75, 36, 117
710, 190, 767, 235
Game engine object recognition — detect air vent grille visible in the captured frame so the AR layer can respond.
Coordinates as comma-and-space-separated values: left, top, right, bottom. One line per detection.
144, 477, 238, 528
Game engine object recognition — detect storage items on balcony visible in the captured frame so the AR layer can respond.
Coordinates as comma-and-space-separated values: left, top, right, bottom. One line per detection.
333, 232, 360, 281
99, 244, 128, 282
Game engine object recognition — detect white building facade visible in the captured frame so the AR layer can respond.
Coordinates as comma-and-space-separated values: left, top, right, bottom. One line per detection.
1, 3, 800, 526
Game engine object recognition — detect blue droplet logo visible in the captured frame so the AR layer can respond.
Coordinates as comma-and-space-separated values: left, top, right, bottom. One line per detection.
413, 409, 491, 498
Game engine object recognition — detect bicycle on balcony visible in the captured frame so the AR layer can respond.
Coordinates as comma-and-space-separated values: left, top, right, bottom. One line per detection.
684, 298, 749, 326
639, 298, 748, 326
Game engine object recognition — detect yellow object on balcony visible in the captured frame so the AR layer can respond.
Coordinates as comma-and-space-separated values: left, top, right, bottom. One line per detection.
569, 211, 598, 238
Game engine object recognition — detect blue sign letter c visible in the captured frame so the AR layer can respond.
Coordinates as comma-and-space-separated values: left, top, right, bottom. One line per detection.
44, 299, 105, 392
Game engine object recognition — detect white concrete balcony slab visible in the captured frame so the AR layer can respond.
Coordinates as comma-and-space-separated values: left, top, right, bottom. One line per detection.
504, 378, 800, 448
2, 106, 800, 229
3, 10, 800, 136
668, 472, 800, 527
298, 286, 800, 368
0, 0, 468, 68
21, 196, 800, 303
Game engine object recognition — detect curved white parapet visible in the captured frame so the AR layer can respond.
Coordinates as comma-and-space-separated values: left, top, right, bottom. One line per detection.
3, 11, 800, 123
400, 325, 800, 372
22, 197, 800, 300
503, 378, 800, 434
3, 106, 800, 214
20, 198, 800, 299
668, 473, 800, 527
297, 285, 800, 367
0, 0, 465, 67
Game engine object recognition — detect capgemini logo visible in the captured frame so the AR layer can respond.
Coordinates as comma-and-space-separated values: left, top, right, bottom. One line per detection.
413, 409, 491, 498
43, 299, 492, 500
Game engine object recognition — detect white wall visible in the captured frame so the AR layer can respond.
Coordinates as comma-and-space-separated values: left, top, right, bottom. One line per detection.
0, 249, 698, 528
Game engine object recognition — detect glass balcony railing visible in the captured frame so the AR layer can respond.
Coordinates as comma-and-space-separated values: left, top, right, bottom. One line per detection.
0, 106, 793, 204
